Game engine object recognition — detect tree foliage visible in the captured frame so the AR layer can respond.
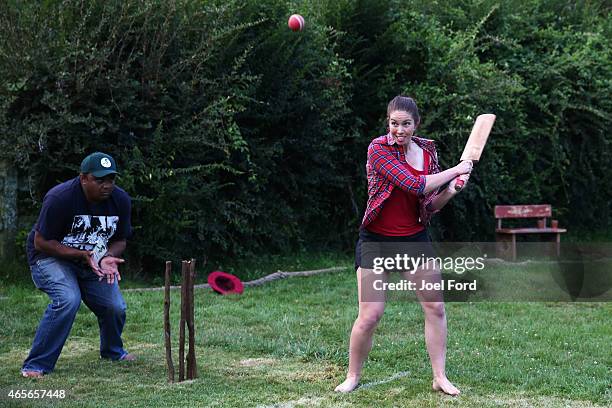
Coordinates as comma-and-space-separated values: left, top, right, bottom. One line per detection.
0, 0, 609, 273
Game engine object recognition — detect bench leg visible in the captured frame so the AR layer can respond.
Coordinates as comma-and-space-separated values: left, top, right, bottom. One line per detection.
540, 233, 561, 258
496, 234, 516, 261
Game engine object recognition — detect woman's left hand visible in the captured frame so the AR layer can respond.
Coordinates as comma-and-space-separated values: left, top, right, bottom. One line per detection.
448, 174, 469, 194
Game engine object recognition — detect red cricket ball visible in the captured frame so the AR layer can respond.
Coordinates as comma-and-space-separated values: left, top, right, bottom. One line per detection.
288, 14, 305, 32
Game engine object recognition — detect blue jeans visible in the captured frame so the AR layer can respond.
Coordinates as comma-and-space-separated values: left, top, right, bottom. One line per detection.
22, 257, 128, 374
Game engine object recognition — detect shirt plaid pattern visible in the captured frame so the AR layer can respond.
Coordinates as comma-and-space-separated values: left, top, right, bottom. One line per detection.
361, 134, 441, 228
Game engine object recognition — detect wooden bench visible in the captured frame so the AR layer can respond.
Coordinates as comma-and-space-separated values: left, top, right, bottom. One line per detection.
495, 204, 567, 261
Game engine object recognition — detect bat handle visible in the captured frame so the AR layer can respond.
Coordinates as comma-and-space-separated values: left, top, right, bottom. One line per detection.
454, 178, 465, 191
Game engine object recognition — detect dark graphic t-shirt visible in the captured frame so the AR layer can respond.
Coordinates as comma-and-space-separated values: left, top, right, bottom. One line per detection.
26, 177, 132, 266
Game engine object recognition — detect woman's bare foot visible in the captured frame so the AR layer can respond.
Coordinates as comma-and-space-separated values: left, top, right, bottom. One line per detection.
334, 376, 360, 393
432, 376, 460, 396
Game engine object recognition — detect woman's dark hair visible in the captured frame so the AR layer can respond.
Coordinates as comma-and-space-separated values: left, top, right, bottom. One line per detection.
386, 95, 420, 125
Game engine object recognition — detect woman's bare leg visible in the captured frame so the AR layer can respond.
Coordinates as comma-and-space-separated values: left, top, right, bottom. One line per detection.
335, 267, 386, 392
413, 268, 460, 396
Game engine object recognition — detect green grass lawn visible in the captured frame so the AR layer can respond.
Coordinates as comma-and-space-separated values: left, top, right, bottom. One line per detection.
0, 263, 610, 407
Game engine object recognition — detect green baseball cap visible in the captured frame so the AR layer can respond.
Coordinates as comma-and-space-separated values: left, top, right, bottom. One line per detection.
80, 152, 119, 177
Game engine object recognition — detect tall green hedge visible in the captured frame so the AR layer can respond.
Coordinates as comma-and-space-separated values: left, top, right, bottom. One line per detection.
0, 0, 609, 274
323, 0, 611, 240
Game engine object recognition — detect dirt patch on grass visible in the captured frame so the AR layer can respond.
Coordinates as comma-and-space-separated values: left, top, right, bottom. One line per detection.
233, 357, 339, 383
445, 393, 609, 408
239, 357, 280, 367
57, 337, 97, 357
487, 395, 606, 407
275, 367, 331, 382
257, 396, 326, 408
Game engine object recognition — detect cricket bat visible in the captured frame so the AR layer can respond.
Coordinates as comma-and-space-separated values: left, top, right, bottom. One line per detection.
455, 114, 496, 191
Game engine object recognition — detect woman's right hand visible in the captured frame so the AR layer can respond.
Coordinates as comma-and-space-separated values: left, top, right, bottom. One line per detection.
454, 160, 473, 176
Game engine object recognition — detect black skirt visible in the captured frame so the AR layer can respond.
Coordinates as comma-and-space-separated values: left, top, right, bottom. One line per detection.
354, 227, 436, 271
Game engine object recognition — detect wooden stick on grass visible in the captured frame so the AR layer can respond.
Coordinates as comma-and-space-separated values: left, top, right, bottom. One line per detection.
164, 261, 174, 383
185, 260, 192, 379
191, 258, 198, 378
178, 260, 187, 381
187, 258, 197, 379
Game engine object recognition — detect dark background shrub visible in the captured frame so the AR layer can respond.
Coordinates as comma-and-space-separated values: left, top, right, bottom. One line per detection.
0, 0, 609, 277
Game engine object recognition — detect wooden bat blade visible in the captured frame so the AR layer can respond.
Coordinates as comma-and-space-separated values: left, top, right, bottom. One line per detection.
455, 113, 496, 191
459, 114, 496, 162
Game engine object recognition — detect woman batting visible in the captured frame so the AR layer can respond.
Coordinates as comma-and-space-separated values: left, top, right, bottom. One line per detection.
335, 96, 472, 395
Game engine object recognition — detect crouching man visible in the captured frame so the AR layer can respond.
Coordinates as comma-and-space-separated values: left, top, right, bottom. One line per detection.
22, 152, 135, 377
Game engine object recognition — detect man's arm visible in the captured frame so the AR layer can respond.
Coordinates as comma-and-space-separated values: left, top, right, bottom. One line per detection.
105, 240, 127, 258
34, 231, 102, 274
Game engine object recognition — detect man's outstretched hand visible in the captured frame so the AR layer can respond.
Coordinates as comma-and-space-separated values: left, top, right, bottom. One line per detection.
83, 250, 105, 280
83, 251, 122, 284
100, 256, 125, 284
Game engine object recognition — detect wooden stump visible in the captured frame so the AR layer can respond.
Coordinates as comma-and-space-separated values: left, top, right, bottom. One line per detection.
164, 261, 174, 383
178, 260, 187, 381
186, 259, 197, 379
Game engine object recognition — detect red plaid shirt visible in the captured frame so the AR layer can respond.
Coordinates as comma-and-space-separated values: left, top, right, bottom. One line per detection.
361, 134, 441, 228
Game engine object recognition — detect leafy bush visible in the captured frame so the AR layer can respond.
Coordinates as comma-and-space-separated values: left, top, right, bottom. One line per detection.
0, 0, 354, 274
319, 0, 611, 240
0, 0, 609, 276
